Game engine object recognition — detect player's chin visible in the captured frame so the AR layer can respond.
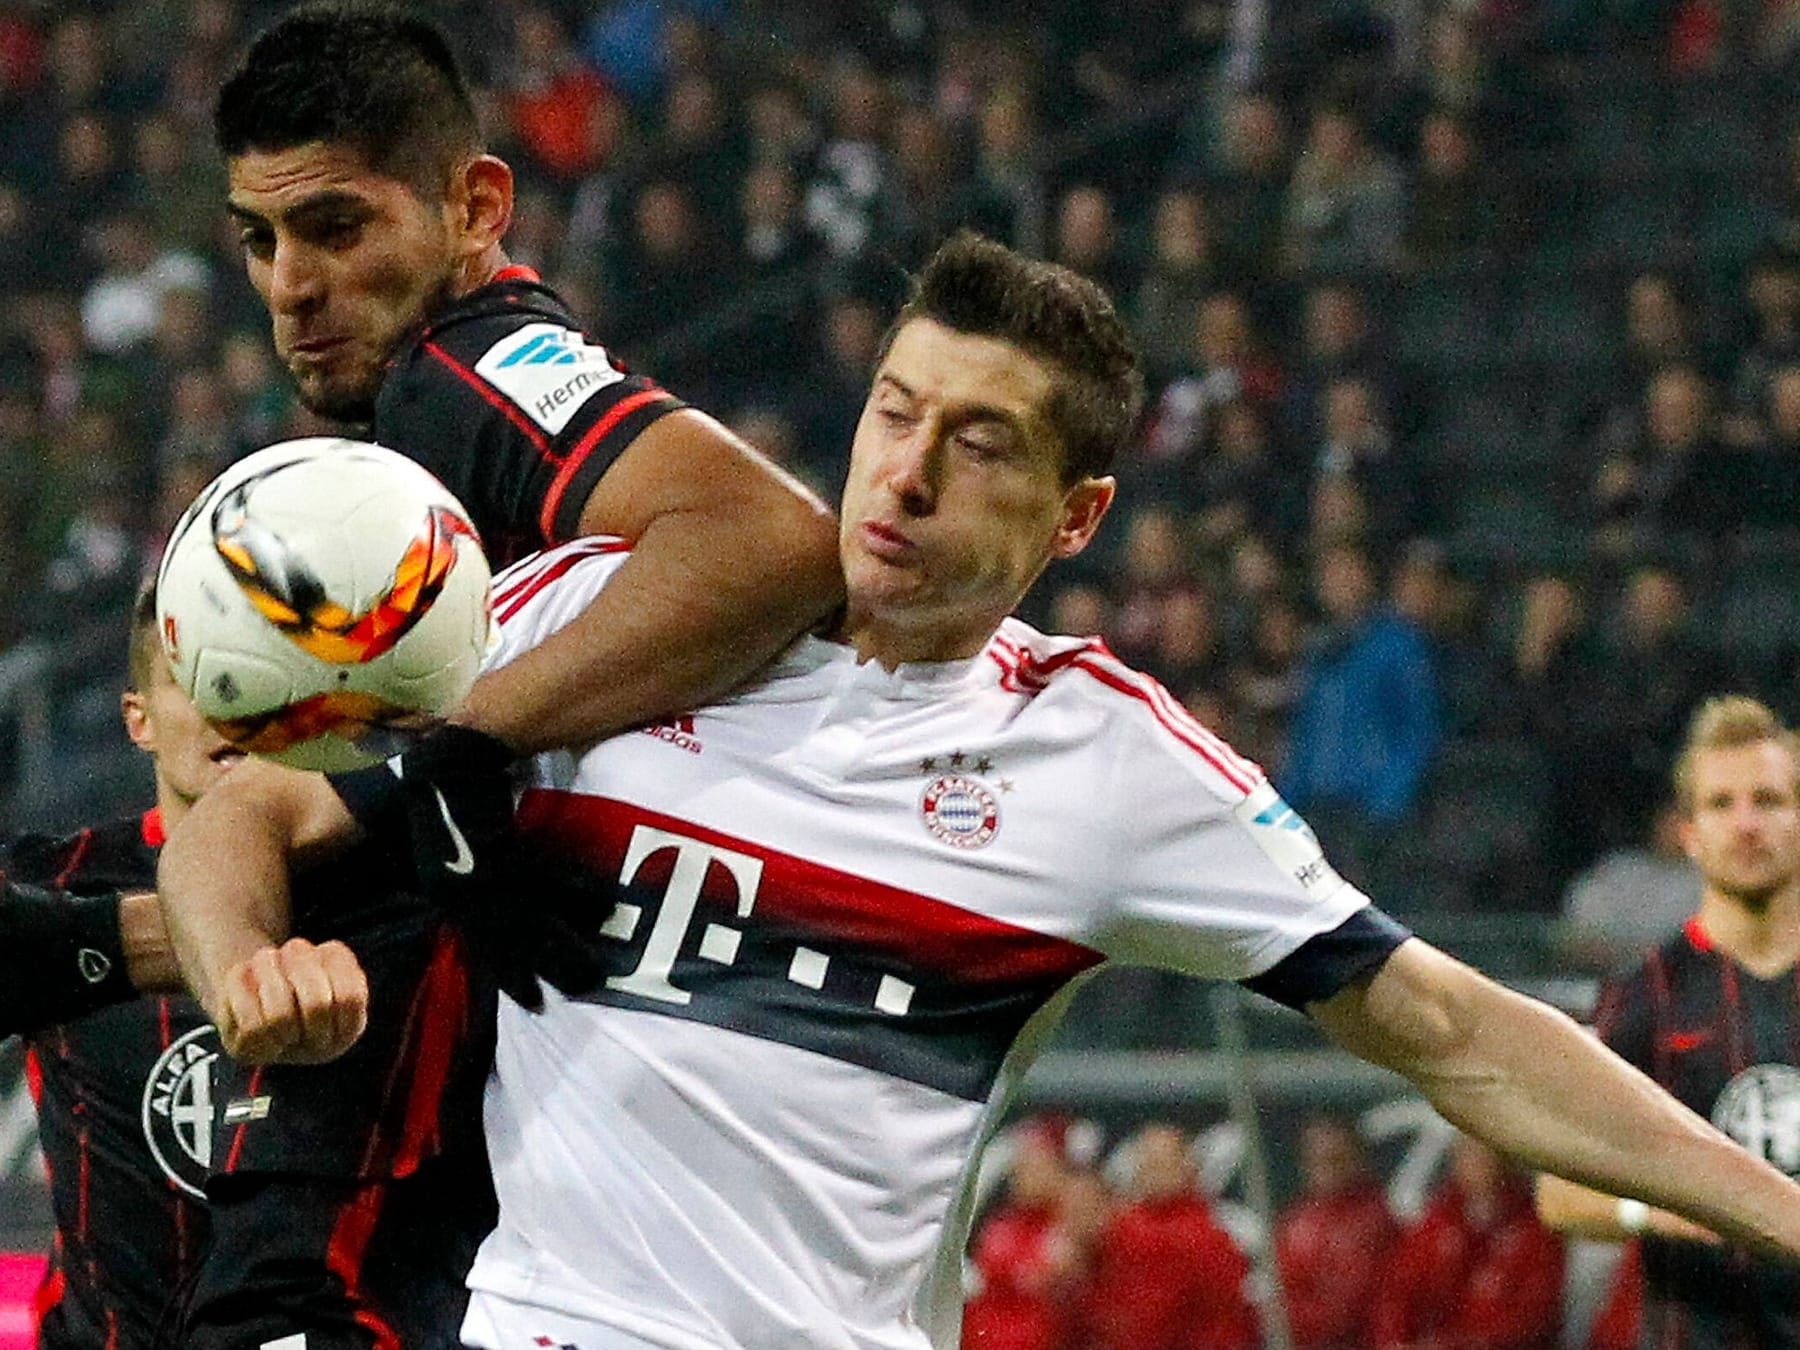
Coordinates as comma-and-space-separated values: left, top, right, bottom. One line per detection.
292, 368, 380, 424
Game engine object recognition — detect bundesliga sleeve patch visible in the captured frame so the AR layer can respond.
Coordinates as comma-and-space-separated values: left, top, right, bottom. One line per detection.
1231, 780, 1345, 900
474, 322, 627, 434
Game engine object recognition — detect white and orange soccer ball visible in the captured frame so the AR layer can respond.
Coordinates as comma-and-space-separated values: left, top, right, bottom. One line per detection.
155, 438, 493, 772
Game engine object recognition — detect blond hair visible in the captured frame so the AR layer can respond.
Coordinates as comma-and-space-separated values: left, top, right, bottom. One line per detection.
1672, 695, 1800, 813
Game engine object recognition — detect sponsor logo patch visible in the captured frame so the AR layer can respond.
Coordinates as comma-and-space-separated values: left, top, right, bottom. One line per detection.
1233, 780, 1343, 899
921, 774, 1000, 849
475, 323, 626, 434
141, 1024, 222, 1197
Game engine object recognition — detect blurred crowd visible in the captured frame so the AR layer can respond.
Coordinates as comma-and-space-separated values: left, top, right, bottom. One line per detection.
967, 1111, 1628, 1350
6, 0, 1800, 915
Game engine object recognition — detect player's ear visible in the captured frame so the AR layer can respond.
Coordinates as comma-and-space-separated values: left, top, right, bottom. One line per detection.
1051, 476, 1115, 561
122, 690, 153, 753
453, 154, 513, 252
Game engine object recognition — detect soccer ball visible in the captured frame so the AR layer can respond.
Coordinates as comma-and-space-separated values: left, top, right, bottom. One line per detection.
155, 437, 492, 773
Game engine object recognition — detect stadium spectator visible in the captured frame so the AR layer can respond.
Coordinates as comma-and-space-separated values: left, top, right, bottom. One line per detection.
1388, 538, 1495, 738
501, 6, 621, 189
963, 1119, 1089, 1350
1540, 696, 1800, 1348
1374, 1134, 1565, 1350
1404, 107, 1496, 269
1281, 543, 1441, 884
1074, 1124, 1258, 1350
1722, 245, 1800, 446
1554, 798, 1700, 973
1142, 290, 1284, 468
1200, 87, 1291, 280
804, 58, 892, 259
1564, 566, 1727, 862
1133, 187, 1227, 384
1283, 103, 1405, 276
1051, 184, 1133, 303
1276, 1111, 1399, 1350
1586, 364, 1721, 555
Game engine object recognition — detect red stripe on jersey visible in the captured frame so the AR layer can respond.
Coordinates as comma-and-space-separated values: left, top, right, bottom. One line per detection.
140, 808, 165, 848
53, 829, 93, 887
1071, 655, 1259, 793
222, 1067, 264, 1174
423, 340, 552, 456
536, 387, 669, 544
517, 791, 1104, 987
492, 264, 541, 284
493, 539, 632, 626
987, 634, 1261, 792
32, 1261, 64, 1335
490, 537, 629, 615
324, 1183, 403, 1350
23, 1048, 41, 1106
386, 928, 467, 1179
1683, 915, 1712, 952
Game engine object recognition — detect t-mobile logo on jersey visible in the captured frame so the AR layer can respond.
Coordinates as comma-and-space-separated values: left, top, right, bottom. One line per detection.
602, 826, 764, 1006
597, 825, 916, 1017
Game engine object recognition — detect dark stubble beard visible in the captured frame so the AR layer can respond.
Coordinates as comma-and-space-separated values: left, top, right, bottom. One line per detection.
289, 271, 462, 425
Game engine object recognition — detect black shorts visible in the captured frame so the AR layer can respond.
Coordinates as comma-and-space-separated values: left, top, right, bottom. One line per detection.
182, 1155, 496, 1350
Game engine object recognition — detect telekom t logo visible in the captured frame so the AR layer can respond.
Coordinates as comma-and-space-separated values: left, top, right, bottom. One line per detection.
601, 825, 763, 1005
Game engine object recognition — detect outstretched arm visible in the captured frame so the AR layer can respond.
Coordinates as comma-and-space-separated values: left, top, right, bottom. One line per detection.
1311, 939, 1800, 1258
156, 757, 369, 1063
460, 410, 840, 753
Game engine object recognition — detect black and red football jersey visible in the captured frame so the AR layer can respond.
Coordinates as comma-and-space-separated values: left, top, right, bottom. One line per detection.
1596, 916, 1800, 1348
192, 847, 498, 1348
373, 265, 685, 565
11, 810, 212, 1350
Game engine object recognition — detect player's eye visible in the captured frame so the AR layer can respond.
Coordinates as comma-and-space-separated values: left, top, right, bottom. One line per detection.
238, 226, 274, 260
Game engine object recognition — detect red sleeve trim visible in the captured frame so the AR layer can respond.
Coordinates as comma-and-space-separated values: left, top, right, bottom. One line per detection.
423, 341, 552, 456
538, 387, 671, 543
141, 808, 164, 848
492, 264, 541, 284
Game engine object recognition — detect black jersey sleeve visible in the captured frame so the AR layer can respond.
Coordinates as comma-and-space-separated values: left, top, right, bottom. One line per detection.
1593, 960, 1658, 1077
0, 884, 134, 1035
375, 289, 684, 558
1242, 907, 1413, 1010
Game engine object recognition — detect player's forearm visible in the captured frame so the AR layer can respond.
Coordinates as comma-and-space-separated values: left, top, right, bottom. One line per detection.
1314, 942, 1800, 1259
1536, 1172, 1721, 1244
461, 485, 841, 753
156, 760, 337, 1016
118, 892, 183, 993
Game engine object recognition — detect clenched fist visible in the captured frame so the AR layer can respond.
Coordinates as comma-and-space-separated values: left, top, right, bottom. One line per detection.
213, 937, 370, 1064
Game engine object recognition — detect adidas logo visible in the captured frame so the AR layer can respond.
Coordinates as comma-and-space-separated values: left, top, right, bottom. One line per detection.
641, 713, 702, 755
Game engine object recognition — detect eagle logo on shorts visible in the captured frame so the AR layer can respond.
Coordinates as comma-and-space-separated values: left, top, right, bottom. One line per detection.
921, 774, 1000, 849
140, 1024, 223, 1197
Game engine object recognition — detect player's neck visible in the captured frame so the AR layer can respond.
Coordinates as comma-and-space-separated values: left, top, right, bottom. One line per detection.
1697, 885, 1800, 976
456, 244, 514, 297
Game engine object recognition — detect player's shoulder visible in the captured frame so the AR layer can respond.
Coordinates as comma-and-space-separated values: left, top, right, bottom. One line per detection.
987, 618, 1264, 803
2, 815, 151, 890
488, 537, 633, 651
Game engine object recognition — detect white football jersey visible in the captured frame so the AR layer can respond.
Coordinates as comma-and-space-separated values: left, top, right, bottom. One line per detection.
466, 541, 1376, 1350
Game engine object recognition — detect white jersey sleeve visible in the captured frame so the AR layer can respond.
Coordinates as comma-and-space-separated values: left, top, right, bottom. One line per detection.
482, 537, 633, 675
1059, 649, 1371, 982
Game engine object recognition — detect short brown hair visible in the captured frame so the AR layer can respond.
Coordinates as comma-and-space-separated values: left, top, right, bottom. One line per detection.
885, 231, 1144, 482
126, 582, 162, 694
1672, 695, 1800, 812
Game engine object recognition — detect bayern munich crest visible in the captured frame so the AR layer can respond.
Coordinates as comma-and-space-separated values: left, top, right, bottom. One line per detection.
921, 774, 1000, 849
141, 1024, 223, 1198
